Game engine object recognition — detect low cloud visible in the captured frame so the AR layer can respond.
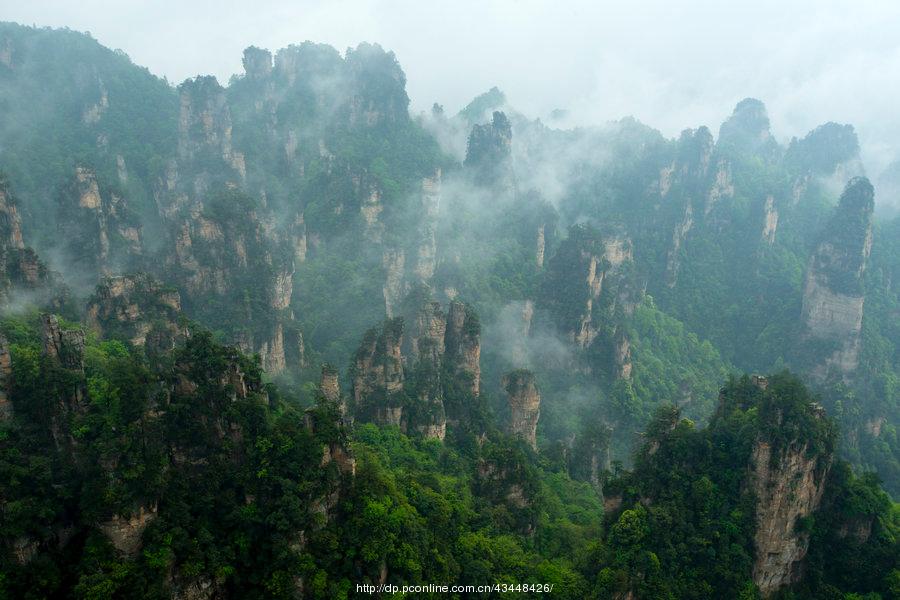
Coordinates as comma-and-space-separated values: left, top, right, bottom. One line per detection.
4, 0, 900, 202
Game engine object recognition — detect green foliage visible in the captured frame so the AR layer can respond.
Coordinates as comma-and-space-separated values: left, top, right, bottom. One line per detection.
595, 373, 894, 600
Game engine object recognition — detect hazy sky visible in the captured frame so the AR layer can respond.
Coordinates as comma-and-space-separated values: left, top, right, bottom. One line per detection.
3, 0, 900, 173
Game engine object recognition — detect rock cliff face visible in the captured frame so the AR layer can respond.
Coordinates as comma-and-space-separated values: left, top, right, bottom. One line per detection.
86, 274, 184, 350
409, 299, 446, 365
150, 71, 304, 375
413, 169, 441, 282
660, 127, 725, 286
665, 201, 694, 287
750, 432, 831, 597
542, 224, 635, 353
800, 177, 874, 380
0, 178, 51, 296
299, 394, 357, 577
504, 370, 541, 450
175, 76, 245, 182
659, 127, 713, 199
406, 299, 448, 439
535, 224, 546, 268
761, 195, 779, 245
444, 300, 481, 397
352, 318, 405, 426
56, 166, 143, 279
41, 313, 85, 372
375, 169, 441, 316
382, 247, 406, 317
0, 179, 26, 252
320, 363, 341, 405
257, 322, 286, 374
98, 504, 158, 556
0, 334, 12, 421
40, 314, 88, 447
613, 330, 632, 380
352, 298, 484, 437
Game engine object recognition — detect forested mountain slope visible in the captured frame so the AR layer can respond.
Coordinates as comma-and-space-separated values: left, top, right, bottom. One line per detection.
0, 22, 897, 599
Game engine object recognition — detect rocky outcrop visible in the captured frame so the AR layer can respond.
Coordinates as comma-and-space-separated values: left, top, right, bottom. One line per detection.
504, 370, 541, 450
242, 46, 273, 80
57, 167, 143, 279
0, 177, 51, 295
345, 43, 410, 127
352, 318, 405, 426
0, 179, 26, 251
303, 403, 357, 479
41, 314, 85, 372
320, 364, 340, 404
157, 89, 301, 374
270, 267, 294, 311
660, 127, 714, 200
40, 314, 88, 447
506, 300, 536, 366
785, 122, 862, 179
86, 274, 184, 350
352, 298, 484, 437
0, 334, 12, 421
444, 300, 481, 396
258, 322, 287, 374
465, 111, 514, 187
413, 169, 441, 282
800, 177, 874, 380
704, 159, 734, 215
717, 98, 778, 159
535, 224, 546, 268
750, 437, 831, 597
378, 169, 443, 318
409, 361, 446, 440
542, 225, 635, 350
406, 299, 448, 439
0, 36, 12, 69
568, 422, 611, 492
409, 299, 446, 364
613, 330, 632, 380
98, 504, 158, 556
475, 444, 540, 534
175, 76, 245, 180
291, 212, 307, 264
82, 77, 109, 125
360, 185, 384, 242
761, 195, 778, 245
382, 248, 406, 317
666, 202, 694, 287
661, 127, 716, 286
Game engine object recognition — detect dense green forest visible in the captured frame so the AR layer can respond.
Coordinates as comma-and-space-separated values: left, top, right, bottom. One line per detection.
0, 21, 898, 599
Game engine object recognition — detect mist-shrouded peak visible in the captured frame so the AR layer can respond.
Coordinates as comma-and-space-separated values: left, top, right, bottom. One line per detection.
675, 125, 714, 166
785, 122, 860, 176
273, 41, 344, 81
241, 46, 272, 79
464, 110, 513, 185
812, 175, 875, 295
345, 43, 408, 91
458, 86, 506, 123
835, 176, 875, 222
717, 97, 776, 157
177, 73, 224, 96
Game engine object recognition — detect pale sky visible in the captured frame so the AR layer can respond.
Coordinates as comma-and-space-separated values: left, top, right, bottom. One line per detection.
3, 0, 900, 174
